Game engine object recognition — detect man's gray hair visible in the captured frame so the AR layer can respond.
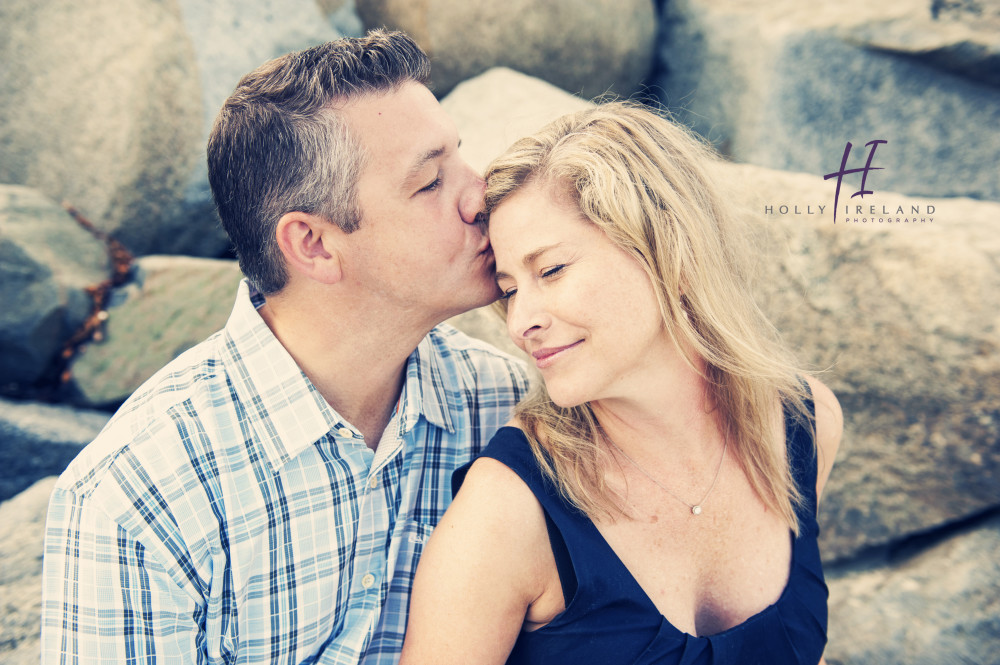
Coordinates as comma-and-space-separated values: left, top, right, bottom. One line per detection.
208, 30, 431, 295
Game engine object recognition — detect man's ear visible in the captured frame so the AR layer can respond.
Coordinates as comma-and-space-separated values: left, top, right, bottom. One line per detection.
275, 211, 343, 285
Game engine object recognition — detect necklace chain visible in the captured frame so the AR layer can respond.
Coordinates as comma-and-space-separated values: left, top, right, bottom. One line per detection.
607, 436, 729, 516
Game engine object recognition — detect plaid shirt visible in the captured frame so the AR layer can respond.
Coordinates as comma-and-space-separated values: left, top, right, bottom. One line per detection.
41, 281, 530, 664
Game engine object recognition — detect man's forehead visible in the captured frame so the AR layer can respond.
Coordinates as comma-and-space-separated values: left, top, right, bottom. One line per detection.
339, 83, 455, 171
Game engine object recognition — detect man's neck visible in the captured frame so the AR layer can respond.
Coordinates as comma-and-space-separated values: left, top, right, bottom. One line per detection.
257, 293, 435, 448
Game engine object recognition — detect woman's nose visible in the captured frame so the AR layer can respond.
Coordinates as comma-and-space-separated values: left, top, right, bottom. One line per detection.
506, 291, 549, 345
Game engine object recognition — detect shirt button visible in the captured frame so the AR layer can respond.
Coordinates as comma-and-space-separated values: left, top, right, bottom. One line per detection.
361, 573, 376, 589
336, 427, 352, 438
369, 476, 379, 489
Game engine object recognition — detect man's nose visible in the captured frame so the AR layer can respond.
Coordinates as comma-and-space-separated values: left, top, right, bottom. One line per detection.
459, 172, 487, 225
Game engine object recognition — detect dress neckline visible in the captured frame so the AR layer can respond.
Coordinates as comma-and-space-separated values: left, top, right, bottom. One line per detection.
581, 518, 797, 639
501, 425, 802, 641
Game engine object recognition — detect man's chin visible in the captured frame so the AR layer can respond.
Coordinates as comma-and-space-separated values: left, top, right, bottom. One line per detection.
437, 280, 501, 321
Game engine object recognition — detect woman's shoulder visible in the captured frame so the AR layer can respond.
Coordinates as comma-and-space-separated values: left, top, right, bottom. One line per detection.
478, 420, 537, 465
460, 422, 539, 512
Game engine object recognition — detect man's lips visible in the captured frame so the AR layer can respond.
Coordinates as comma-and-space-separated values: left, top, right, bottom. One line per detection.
531, 340, 582, 368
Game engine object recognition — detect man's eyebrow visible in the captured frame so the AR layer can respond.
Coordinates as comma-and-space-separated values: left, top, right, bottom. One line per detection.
495, 243, 564, 282
402, 146, 446, 188
402, 139, 463, 189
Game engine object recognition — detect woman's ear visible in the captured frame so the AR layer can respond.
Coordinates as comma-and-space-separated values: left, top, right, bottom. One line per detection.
275, 211, 343, 285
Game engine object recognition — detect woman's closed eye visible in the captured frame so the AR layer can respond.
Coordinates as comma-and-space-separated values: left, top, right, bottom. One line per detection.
541, 264, 566, 279
498, 265, 566, 301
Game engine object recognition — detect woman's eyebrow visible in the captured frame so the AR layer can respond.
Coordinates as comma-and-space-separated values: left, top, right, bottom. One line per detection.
495, 243, 565, 281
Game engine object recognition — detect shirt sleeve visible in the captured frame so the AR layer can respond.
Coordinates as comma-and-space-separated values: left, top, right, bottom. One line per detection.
41, 486, 207, 664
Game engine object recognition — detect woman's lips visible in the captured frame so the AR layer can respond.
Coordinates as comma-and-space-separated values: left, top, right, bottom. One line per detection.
531, 340, 582, 369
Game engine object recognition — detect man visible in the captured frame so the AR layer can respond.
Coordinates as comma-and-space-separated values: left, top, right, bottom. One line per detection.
41, 31, 529, 664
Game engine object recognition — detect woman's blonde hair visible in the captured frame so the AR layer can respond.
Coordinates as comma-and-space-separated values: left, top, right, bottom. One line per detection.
484, 101, 812, 533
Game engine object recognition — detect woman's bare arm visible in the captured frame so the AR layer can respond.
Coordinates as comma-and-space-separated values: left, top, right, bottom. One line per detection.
805, 375, 843, 502
399, 457, 558, 665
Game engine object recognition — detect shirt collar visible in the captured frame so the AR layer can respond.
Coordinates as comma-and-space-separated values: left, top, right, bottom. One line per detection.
221, 281, 456, 468
400, 331, 456, 435
221, 281, 345, 468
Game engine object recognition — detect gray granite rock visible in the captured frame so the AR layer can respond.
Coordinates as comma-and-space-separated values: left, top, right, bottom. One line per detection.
654, 0, 1000, 201
173, 0, 344, 252
441, 68, 593, 175
0, 399, 109, 502
826, 512, 1000, 664
0, 477, 56, 665
65, 256, 244, 409
356, 0, 658, 98
0, 186, 109, 390
0, 0, 340, 259
315, 0, 365, 37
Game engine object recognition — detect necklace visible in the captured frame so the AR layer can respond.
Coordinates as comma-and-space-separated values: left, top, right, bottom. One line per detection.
607, 436, 728, 516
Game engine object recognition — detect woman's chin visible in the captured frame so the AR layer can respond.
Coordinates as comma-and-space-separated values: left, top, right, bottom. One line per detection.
545, 386, 588, 410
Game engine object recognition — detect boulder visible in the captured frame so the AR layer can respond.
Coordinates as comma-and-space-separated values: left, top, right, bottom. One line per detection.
0, 0, 341, 259
65, 256, 244, 409
0, 477, 58, 665
315, 0, 365, 37
443, 67, 1000, 561
441, 68, 593, 175
654, 0, 1000, 201
355, 0, 658, 99
825, 512, 1000, 664
0, 399, 108, 502
0, 186, 109, 391
173, 0, 345, 250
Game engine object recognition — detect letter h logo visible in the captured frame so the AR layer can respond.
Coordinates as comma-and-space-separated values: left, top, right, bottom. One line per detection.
824, 140, 887, 223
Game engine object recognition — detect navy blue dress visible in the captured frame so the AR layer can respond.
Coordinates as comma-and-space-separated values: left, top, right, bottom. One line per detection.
453, 407, 828, 665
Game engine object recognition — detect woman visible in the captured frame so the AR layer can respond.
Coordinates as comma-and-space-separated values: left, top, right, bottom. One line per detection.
399, 102, 842, 665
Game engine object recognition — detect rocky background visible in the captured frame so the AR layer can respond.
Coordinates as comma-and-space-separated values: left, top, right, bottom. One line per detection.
2, 0, 999, 663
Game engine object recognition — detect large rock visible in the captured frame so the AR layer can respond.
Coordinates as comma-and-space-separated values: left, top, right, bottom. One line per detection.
0, 0, 341, 259
825, 512, 1000, 664
654, 0, 1000, 201
0, 399, 108, 502
443, 67, 1000, 562
0, 186, 109, 391
172, 0, 345, 251
441, 68, 593, 175
315, 0, 365, 37
356, 0, 658, 99
65, 256, 244, 408
0, 477, 58, 665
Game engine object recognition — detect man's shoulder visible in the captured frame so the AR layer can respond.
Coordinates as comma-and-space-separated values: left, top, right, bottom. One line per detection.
56, 330, 234, 499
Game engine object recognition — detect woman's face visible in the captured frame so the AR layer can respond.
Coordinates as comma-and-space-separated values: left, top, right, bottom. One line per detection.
490, 180, 671, 408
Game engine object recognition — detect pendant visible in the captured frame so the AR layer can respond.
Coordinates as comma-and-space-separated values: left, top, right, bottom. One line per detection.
691, 505, 702, 515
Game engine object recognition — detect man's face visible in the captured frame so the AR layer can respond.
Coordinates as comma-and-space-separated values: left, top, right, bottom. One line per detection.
337, 82, 498, 326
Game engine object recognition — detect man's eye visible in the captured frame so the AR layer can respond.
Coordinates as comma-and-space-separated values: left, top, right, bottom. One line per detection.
419, 177, 442, 193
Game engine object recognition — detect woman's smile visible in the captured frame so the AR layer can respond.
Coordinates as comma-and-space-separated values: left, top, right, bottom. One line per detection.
530, 340, 584, 369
